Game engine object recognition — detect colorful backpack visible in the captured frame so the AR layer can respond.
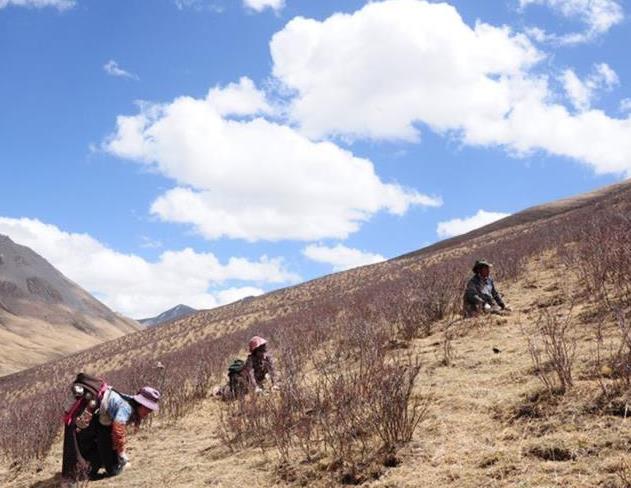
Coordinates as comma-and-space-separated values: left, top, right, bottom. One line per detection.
61, 373, 110, 480
227, 359, 248, 397
63, 372, 109, 428
228, 359, 245, 375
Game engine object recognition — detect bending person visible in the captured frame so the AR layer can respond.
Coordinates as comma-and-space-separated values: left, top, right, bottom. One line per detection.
77, 385, 160, 479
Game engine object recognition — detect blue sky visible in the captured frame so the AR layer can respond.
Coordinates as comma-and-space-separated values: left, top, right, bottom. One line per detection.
0, 0, 628, 318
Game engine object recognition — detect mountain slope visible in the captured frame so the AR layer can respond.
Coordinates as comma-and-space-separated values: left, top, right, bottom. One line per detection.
397, 179, 631, 261
0, 234, 140, 376
2, 180, 631, 487
139, 304, 197, 327
9, 258, 628, 488
4, 179, 629, 383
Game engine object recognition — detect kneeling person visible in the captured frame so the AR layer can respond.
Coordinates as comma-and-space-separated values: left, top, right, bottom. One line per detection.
463, 259, 508, 317
245, 336, 276, 393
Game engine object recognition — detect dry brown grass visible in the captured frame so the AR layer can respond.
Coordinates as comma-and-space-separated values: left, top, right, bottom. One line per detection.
3, 181, 631, 486
2, 251, 630, 487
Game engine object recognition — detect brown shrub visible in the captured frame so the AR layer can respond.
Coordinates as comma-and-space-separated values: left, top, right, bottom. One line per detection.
526, 307, 577, 394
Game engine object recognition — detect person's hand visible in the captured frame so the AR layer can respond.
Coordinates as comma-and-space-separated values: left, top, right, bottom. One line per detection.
110, 452, 130, 477
483, 303, 491, 312
118, 452, 129, 468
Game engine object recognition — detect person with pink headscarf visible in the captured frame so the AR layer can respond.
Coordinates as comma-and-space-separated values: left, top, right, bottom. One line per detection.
244, 336, 276, 393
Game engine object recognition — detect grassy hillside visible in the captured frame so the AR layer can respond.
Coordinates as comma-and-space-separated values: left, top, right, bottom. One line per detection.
1, 181, 631, 487
0, 235, 140, 376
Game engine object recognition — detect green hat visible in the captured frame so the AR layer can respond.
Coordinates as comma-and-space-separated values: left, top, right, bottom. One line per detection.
472, 259, 492, 273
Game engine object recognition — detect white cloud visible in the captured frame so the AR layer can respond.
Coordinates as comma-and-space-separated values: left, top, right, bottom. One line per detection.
520, 0, 623, 44
594, 63, 619, 87
270, 0, 631, 175
561, 70, 591, 111
561, 63, 619, 111
0, 217, 299, 318
105, 77, 440, 242
104, 60, 139, 80
620, 98, 631, 113
207, 76, 273, 116
271, 0, 542, 142
303, 244, 385, 271
0, 0, 74, 9
243, 0, 284, 13
216, 286, 264, 304
139, 236, 163, 249
437, 210, 510, 239
524, 26, 549, 43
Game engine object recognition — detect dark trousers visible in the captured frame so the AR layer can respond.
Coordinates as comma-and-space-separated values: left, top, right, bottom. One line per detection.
75, 416, 121, 477
463, 298, 482, 317
62, 422, 89, 480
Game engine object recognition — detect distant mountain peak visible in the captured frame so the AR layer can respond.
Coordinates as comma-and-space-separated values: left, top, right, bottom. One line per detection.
172, 304, 193, 312
139, 304, 197, 327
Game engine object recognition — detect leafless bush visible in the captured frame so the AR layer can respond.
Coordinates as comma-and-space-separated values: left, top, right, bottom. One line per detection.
527, 308, 577, 393
569, 213, 631, 312
217, 321, 428, 479
216, 394, 273, 453
396, 300, 430, 340
611, 312, 631, 387
368, 356, 430, 449
593, 312, 631, 397
3, 185, 630, 469
440, 319, 460, 366
0, 388, 66, 464
396, 274, 460, 340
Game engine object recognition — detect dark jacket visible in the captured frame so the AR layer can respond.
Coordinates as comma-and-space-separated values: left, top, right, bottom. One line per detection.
244, 351, 275, 389
464, 274, 505, 309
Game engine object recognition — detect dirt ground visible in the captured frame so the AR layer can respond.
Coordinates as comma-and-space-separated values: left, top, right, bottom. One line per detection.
2, 255, 630, 488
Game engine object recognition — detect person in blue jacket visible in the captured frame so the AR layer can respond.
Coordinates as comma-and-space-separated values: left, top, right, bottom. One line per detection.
78, 386, 160, 479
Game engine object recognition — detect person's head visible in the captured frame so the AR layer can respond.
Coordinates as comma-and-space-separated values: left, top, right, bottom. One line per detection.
248, 336, 267, 355
131, 386, 160, 424
472, 259, 492, 278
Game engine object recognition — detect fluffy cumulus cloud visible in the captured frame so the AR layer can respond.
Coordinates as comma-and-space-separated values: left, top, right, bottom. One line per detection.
271, 0, 542, 142
561, 63, 619, 111
0, 217, 299, 318
206, 77, 273, 116
270, 0, 631, 175
520, 0, 623, 44
0, 0, 74, 8
243, 0, 284, 13
105, 77, 440, 242
103, 60, 139, 80
302, 244, 385, 271
216, 286, 264, 304
436, 210, 510, 239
